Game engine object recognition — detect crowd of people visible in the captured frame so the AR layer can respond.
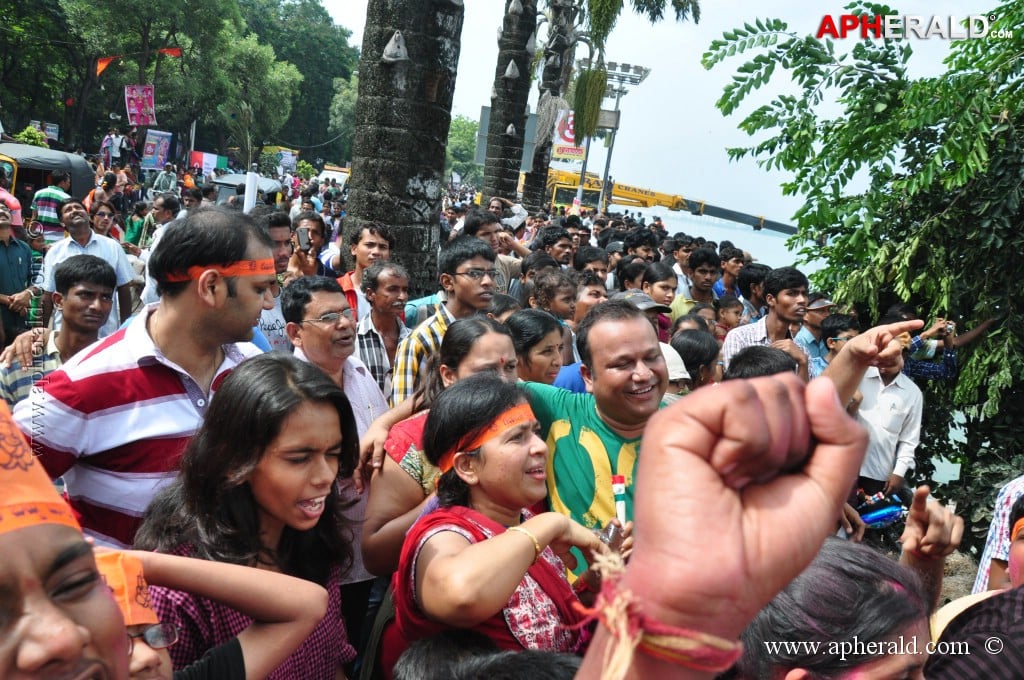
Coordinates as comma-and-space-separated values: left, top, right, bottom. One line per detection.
0, 179, 1018, 680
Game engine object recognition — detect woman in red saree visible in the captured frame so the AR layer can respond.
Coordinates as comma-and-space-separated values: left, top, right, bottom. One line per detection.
382, 374, 624, 675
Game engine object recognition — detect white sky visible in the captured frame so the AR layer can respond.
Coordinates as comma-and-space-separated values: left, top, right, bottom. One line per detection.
323, 1, 965, 234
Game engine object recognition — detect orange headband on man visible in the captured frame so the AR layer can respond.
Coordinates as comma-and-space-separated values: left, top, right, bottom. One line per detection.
0, 401, 80, 536
1012, 517, 1024, 543
438, 403, 536, 474
164, 258, 276, 283
95, 551, 160, 626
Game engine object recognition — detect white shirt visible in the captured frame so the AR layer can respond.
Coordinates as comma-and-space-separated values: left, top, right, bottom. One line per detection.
856, 367, 924, 481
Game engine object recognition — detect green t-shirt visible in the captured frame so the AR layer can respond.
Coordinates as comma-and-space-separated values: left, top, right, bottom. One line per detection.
522, 381, 639, 534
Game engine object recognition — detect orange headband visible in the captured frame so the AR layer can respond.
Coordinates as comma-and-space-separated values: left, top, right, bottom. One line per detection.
95, 551, 160, 626
1013, 517, 1024, 543
438, 403, 536, 474
164, 258, 276, 283
0, 400, 80, 536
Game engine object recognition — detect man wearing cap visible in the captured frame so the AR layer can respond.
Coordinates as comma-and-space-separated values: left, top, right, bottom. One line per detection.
796, 292, 835, 361
13, 208, 273, 548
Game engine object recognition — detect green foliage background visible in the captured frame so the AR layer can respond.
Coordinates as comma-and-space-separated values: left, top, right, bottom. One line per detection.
704, 2, 1024, 554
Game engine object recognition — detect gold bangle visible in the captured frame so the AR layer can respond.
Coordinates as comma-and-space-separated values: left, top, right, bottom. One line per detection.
507, 525, 541, 563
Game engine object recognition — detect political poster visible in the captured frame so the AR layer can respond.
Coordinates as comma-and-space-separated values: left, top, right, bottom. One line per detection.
125, 84, 157, 126
551, 111, 584, 168
140, 130, 172, 170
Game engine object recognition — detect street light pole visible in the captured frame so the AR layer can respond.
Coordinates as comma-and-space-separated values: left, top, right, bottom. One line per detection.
595, 63, 650, 214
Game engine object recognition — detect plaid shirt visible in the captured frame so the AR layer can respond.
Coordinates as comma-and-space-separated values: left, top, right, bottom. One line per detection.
355, 313, 411, 398
391, 304, 455, 406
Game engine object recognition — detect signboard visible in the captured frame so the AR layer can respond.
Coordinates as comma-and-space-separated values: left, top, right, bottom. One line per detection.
140, 130, 172, 170
125, 84, 156, 126
550, 110, 584, 168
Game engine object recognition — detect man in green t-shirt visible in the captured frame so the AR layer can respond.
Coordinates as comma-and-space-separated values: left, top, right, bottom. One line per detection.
523, 299, 668, 555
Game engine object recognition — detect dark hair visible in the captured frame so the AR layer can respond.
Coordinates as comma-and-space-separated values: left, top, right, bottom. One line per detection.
719, 246, 744, 263
58, 196, 86, 216
450, 650, 582, 680
294, 210, 331, 244
671, 313, 713, 336
764, 266, 809, 299
885, 302, 918, 321
738, 538, 928, 679
737, 263, 771, 299
572, 269, 607, 291
463, 208, 500, 236
280, 275, 344, 324
53, 255, 116, 295
505, 309, 561, 364
394, 630, 499, 680
641, 261, 675, 287
90, 200, 116, 217
486, 293, 521, 319
425, 374, 526, 508
349, 221, 395, 250
520, 251, 558, 277
623, 228, 657, 254
670, 329, 720, 384
132, 200, 148, 216
531, 269, 576, 311
616, 256, 648, 292
50, 169, 70, 186
101, 172, 117, 189
438, 235, 496, 276
576, 299, 645, 369
723, 345, 797, 380
687, 247, 721, 271
155, 192, 180, 215
715, 294, 743, 312
261, 210, 293, 232
821, 313, 860, 341
414, 317, 513, 411
149, 208, 272, 298
362, 261, 410, 293
538, 226, 571, 250
135, 354, 358, 584
573, 245, 608, 271
183, 187, 203, 203
1009, 496, 1024, 539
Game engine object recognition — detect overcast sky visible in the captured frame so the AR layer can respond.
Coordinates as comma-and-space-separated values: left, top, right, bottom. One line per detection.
323, 1, 962, 231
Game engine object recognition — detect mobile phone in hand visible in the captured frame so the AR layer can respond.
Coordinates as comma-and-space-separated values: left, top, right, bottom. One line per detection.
296, 227, 311, 252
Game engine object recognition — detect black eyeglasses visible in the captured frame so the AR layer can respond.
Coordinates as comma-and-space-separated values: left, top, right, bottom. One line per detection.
127, 623, 178, 656
454, 269, 498, 281
301, 309, 354, 325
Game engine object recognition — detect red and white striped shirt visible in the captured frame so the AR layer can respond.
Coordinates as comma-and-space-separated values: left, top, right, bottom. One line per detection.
13, 304, 261, 547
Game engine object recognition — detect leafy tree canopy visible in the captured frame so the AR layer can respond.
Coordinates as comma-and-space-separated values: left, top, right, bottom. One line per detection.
703, 2, 1024, 552
446, 115, 483, 187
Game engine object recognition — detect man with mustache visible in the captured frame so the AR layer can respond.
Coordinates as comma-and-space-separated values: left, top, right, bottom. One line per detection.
356, 262, 411, 396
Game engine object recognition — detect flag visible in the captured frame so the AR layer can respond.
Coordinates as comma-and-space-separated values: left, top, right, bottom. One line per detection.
159, 47, 182, 58
96, 56, 118, 77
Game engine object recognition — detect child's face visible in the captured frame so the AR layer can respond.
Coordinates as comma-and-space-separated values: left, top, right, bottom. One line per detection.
718, 305, 743, 329
29, 236, 46, 251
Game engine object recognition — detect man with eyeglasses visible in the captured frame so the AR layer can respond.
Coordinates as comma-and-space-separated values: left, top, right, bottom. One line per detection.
14, 208, 272, 548
139, 193, 181, 304
281, 275, 387, 652
391, 235, 497, 405
809, 313, 860, 379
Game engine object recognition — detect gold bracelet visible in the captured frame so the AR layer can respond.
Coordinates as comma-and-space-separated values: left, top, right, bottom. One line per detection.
507, 525, 541, 563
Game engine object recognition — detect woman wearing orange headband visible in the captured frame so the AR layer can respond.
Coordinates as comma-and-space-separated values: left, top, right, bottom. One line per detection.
378, 373, 629, 677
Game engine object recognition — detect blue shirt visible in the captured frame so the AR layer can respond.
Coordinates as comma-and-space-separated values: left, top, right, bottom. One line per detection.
795, 326, 828, 360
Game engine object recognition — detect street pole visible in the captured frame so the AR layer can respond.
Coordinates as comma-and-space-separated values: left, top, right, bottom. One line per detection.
597, 87, 624, 214
574, 136, 592, 214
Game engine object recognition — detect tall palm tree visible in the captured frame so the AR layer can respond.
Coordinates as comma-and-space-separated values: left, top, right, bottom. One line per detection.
481, 0, 538, 205
345, 0, 465, 294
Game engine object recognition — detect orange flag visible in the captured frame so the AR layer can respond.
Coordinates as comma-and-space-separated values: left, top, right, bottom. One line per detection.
159, 47, 183, 58
96, 56, 118, 77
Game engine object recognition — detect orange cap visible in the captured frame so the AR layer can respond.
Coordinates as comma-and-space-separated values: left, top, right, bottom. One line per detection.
0, 400, 79, 535
95, 551, 160, 626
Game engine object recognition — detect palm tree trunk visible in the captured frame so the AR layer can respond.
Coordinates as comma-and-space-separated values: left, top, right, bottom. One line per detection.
347, 0, 465, 296
482, 0, 538, 205
521, 0, 579, 213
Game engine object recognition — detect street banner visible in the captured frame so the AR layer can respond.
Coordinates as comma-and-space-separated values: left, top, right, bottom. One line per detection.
125, 84, 156, 126
551, 110, 584, 168
140, 130, 172, 170
189, 150, 229, 176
